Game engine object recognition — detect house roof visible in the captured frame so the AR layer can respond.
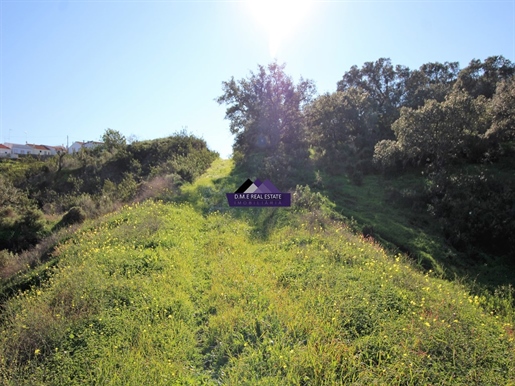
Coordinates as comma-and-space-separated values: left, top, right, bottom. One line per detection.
0, 144, 10, 150
48, 145, 67, 152
27, 144, 51, 151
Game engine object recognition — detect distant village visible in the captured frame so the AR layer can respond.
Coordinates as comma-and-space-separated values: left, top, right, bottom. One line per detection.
0, 140, 103, 159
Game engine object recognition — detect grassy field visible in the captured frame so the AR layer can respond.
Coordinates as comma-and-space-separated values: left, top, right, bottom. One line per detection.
0, 159, 514, 384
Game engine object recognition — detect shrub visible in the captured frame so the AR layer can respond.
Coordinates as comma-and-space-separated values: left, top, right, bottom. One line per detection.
292, 185, 333, 212
56, 207, 86, 230
117, 173, 138, 202
373, 139, 404, 171
290, 185, 345, 224
0, 208, 46, 253
0, 249, 15, 270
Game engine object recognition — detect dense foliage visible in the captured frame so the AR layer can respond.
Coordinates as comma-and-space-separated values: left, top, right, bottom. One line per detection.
0, 175, 46, 253
217, 62, 316, 187
0, 131, 218, 256
218, 55, 515, 260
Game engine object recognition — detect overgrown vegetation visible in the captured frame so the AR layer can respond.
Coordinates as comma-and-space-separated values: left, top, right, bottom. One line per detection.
217, 55, 515, 269
0, 131, 218, 277
0, 174, 47, 253
1, 55, 515, 383
0, 193, 513, 384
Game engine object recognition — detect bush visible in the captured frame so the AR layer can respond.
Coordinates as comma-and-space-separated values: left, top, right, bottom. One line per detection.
55, 207, 86, 230
0, 208, 46, 253
373, 140, 404, 171
0, 249, 15, 270
117, 173, 139, 202
292, 185, 333, 212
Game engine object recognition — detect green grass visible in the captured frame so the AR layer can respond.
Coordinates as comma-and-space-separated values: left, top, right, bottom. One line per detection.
0, 160, 514, 384
320, 172, 448, 272
175, 158, 241, 213
317, 169, 515, 290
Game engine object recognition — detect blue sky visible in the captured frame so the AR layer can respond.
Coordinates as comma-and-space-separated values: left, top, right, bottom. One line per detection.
1, 0, 514, 158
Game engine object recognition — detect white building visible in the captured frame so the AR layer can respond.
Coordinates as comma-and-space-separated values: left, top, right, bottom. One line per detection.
0, 144, 11, 158
5, 143, 35, 155
69, 141, 103, 153
84, 141, 103, 150
69, 141, 85, 153
27, 144, 52, 156
46, 145, 67, 155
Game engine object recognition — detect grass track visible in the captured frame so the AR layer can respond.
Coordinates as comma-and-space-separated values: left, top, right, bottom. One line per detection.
0, 160, 514, 384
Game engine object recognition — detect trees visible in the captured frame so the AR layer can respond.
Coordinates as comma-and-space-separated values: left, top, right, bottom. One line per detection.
375, 90, 491, 170
217, 62, 316, 181
102, 128, 127, 152
455, 56, 515, 99
56, 150, 67, 173
0, 175, 46, 252
403, 61, 459, 108
363, 56, 515, 257
337, 58, 409, 139
372, 56, 515, 172
306, 88, 378, 174
487, 77, 515, 142
337, 58, 407, 109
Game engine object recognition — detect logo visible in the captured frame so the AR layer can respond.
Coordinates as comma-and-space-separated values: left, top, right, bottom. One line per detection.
226, 179, 291, 207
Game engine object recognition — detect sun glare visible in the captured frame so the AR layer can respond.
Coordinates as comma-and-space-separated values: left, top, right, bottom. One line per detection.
248, 0, 313, 58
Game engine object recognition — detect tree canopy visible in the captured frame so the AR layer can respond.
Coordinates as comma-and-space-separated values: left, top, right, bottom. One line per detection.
102, 128, 127, 152
218, 55, 515, 258
375, 90, 491, 170
217, 62, 316, 181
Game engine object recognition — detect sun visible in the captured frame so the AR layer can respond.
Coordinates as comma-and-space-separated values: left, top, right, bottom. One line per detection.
248, 0, 313, 58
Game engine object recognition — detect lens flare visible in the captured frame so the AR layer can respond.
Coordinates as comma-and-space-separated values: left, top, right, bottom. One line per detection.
248, 0, 313, 57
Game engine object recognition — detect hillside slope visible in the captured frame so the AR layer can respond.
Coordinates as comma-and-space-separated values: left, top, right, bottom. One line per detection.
0, 160, 514, 385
